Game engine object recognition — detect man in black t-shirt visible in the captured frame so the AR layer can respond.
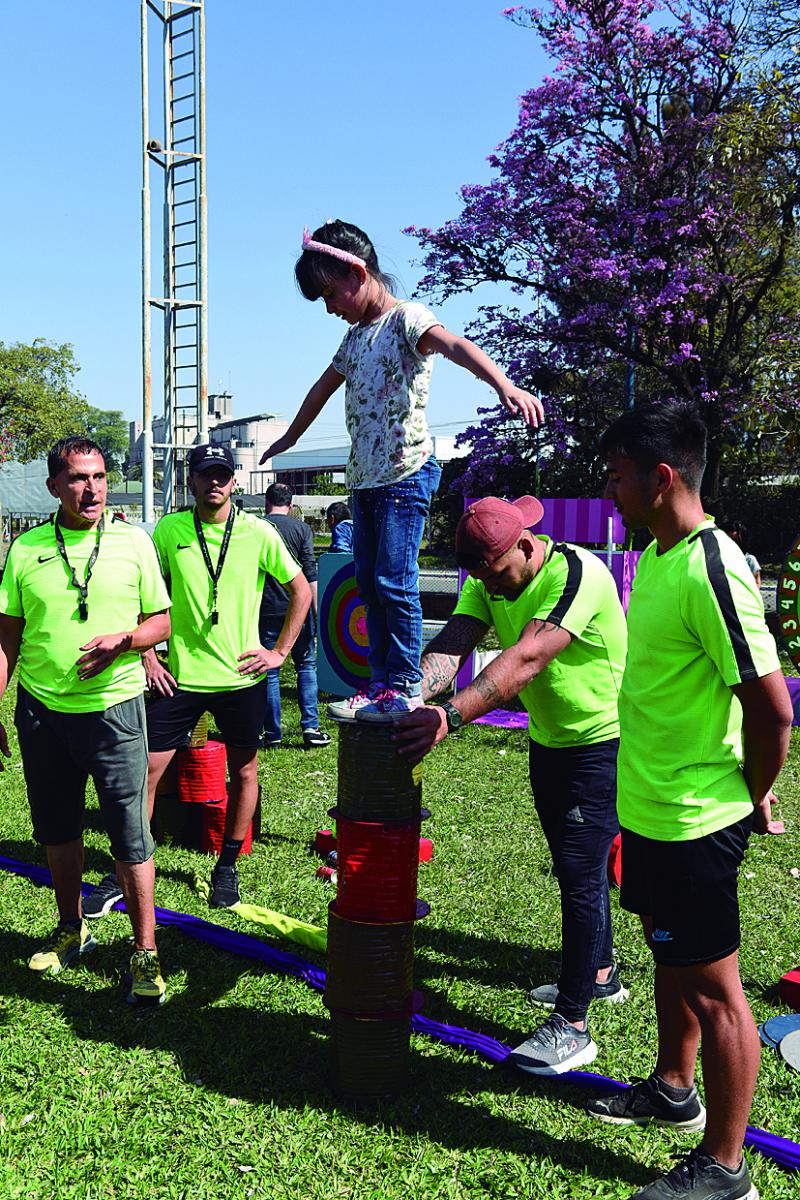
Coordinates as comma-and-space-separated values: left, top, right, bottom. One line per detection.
260, 484, 331, 749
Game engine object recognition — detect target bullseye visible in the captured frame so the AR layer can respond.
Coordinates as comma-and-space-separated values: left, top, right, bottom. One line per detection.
318, 556, 370, 695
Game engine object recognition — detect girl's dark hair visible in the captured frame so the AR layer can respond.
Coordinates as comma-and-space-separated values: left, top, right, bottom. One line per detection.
599, 401, 707, 492
295, 220, 397, 301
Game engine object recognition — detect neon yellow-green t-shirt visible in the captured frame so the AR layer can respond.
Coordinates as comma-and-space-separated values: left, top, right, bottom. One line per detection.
0, 515, 171, 713
618, 520, 781, 841
153, 507, 301, 692
454, 538, 627, 748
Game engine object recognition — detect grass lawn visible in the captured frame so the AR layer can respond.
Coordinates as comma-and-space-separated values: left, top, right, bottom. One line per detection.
0, 676, 798, 1200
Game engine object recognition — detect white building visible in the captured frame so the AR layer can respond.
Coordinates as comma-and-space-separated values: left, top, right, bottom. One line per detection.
128, 392, 289, 489
249, 435, 469, 494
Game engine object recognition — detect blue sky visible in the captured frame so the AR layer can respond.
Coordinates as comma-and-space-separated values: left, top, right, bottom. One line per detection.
0, 2, 548, 450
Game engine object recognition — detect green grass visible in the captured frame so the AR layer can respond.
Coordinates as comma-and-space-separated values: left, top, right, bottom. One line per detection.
0, 678, 798, 1200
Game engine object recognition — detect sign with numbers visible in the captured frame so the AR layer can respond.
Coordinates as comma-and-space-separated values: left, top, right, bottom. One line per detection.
777, 535, 800, 668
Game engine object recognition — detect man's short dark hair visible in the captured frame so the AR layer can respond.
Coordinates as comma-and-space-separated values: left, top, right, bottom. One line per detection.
265, 482, 293, 507
327, 501, 351, 524
47, 437, 105, 479
599, 401, 707, 492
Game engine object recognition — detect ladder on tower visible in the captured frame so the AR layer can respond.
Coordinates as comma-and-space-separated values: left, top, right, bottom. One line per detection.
141, 0, 208, 515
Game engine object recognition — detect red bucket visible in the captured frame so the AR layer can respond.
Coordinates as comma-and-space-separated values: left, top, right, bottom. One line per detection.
607, 833, 622, 888
178, 739, 227, 805
336, 817, 420, 922
780, 968, 800, 1012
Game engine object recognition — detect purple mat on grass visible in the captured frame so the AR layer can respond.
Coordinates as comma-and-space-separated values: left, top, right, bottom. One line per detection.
473, 709, 528, 729
787, 676, 800, 725
2, 852, 798, 1172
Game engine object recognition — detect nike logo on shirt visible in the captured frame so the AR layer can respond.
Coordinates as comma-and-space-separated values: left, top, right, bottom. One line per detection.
38, 554, 57, 563
176, 544, 192, 550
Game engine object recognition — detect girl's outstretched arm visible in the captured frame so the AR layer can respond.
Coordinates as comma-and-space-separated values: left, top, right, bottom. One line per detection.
259, 364, 344, 464
417, 326, 544, 426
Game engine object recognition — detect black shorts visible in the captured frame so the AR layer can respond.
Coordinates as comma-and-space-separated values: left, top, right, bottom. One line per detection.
620, 812, 754, 967
14, 685, 154, 864
146, 680, 265, 752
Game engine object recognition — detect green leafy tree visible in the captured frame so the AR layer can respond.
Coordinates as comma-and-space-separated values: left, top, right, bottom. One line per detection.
0, 340, 88, 463
307, 472, 348, 496
85, 406, 130, 485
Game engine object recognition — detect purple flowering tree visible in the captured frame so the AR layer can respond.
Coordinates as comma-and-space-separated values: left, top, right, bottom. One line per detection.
408, 0, 800, 497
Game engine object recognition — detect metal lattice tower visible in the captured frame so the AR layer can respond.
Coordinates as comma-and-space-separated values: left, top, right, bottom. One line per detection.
141, 0, 208, 519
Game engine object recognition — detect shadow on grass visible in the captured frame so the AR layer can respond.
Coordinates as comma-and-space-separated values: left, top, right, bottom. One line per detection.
0, 923, 651, 1189
1, 836, 115, 877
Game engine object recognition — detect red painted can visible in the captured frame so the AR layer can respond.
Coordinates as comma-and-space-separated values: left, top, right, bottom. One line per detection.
336, 817, 420, 922
779, 967, 800, 1012
315, 828, 337, 856
607, 833, 622, 888
178, 739, 227, 805
200, 789, 253, 857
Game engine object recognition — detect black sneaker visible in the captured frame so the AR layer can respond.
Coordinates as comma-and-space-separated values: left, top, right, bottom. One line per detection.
586, 1073, 706, 1131
303, 729, 332, 749
529, 963, 629, 1007
259, 735, 282, 750
628, 1147, 757, 1199
509, 1013, 598, 1076
209, 864, 240, 908
82, 873, 124, 919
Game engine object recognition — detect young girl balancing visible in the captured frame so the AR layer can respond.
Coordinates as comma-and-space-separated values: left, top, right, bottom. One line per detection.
260, 220, 543, 721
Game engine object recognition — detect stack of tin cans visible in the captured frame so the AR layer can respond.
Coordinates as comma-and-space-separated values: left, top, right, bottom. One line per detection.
326, 722, 428, 1099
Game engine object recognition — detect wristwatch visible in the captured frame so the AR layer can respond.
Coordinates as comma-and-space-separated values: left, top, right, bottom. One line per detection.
441, 701, 464, 732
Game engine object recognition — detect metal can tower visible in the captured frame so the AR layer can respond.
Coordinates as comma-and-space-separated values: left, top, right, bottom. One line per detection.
326, 723, 427, 1099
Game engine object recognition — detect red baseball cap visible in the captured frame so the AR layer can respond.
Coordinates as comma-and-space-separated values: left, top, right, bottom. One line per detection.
455, 495, 544, 569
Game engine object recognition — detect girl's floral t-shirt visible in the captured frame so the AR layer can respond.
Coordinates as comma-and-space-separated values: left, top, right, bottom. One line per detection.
332, 301, 441, 488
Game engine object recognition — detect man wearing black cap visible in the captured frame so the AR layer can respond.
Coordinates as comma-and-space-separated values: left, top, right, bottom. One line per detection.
140, 444, 311, 908
394, 495, 628, 1075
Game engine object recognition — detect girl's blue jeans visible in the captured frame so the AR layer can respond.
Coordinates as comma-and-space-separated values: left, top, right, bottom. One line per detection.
351, 456, 441, 694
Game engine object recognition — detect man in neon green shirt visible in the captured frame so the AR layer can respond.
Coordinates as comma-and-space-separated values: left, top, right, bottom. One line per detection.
395, 494, 628, 1075
143, 445, 311, 908
0, 437, 171, 1004
587, 403, 792, 1200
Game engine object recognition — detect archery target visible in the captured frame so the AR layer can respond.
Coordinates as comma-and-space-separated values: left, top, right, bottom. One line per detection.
317, 554, 370, 696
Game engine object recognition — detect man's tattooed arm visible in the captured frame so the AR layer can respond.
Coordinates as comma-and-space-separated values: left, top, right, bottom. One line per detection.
420, 615, 489, 701
451, 618, 573, 724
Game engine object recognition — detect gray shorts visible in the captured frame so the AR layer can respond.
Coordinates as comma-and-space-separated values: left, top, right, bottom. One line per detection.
14, 685, 155, 864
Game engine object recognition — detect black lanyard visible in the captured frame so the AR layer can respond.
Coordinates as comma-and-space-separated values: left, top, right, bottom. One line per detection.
193, 505, 235, 626
54, 512, 104, 622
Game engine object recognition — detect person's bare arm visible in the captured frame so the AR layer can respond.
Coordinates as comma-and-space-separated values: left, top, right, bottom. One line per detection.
731, 670, 793, 833
238, 571, 312, 675
417, 325, 543, 426
143, 646, 178, 698
76, 610, 171, 680
0, 614, 24, 768
310, 579, 318, 622
258, 365, 344, 464
395, 617, 571, 764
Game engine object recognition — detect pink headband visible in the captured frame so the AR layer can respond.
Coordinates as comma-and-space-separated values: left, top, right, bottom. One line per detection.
302, 226, 366, 268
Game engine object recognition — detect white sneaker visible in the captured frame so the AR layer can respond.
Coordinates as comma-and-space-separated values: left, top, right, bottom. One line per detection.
327, 682, 386, 721
355, 689, 425, 723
